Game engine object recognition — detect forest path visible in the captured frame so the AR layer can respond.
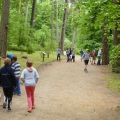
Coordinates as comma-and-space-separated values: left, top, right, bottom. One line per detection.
0, 55, 120, 120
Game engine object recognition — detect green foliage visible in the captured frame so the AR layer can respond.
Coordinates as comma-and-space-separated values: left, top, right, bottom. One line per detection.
27, 45, 34, 54
1, 0, 120, 73
4, 50, 58, 71
34, 24, 51, 48
8, 45, 27, 52
64, 38, 72, 50
110, 44, 120, 73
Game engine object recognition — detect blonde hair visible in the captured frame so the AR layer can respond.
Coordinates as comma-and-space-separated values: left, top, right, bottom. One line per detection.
4, 58, 11, 65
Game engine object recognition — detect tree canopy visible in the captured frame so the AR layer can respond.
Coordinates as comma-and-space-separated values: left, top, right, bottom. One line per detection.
0, 0, 120, 72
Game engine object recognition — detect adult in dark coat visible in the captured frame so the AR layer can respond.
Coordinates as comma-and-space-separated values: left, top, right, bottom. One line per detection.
0, 58, 17, 111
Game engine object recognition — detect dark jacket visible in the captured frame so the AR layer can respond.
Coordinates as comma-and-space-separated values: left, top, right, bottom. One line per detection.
0, 65, 17, 87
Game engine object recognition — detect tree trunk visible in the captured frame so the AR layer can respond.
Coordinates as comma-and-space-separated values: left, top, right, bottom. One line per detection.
30, 0, 37, 39
71, 28, 77, 48
25, 3, 29, 27
19, 0, 22, 12
51, 1, 54, 51
0, 0, 10, 57
113, 22, 120, 45
60, 0, 68, 54
56, 0, 59, 43
102, 27, 109, 65
113, 0, 120, 72
30, 0, 37, 28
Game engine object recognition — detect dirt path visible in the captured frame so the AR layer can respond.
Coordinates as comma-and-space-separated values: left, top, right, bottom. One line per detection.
0, 55, 120, 120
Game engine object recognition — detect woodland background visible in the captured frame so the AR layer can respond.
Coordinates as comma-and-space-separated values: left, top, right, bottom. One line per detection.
0, 0, 120, 72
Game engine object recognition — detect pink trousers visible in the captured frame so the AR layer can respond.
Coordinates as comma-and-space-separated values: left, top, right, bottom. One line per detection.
25, 86, 35, 109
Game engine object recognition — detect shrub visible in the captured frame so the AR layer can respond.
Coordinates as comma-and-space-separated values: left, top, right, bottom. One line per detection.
27, 45, 34, 54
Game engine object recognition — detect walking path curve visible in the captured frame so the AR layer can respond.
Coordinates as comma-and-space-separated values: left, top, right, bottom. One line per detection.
0, 55, 120, 120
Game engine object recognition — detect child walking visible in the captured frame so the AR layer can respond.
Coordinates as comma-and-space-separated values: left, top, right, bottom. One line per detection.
0, 58, 17, 111
11, 56, 21, 95
91, 50, 96, 65
66, 48, 70, 62
82, 49, 91, 72
21, 60, 39, 112
71, 48, 75, 62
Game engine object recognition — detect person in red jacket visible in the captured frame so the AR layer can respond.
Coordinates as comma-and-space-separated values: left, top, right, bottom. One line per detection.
91, 50, 96, 65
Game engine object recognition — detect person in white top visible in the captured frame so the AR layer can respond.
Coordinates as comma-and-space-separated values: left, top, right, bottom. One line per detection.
97, 49, 102, 65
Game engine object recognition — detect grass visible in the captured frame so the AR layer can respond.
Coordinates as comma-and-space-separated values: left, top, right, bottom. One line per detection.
0, 51, 65, 71
106, 73, 120, 93
104, 67, 120, 110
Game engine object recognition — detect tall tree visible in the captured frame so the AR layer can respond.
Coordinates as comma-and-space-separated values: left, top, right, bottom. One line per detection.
25, 1, 29, 27
102, 26, 109, 65
30, 0, 37, 40
56, 0, 59, 43
51, 0, 54, 51
19, 0, 22, 12
71, 28, 77, 48
30, 0, 37, 28
0, 0, 10, 57
113, 0, 120, 72
113, 0, 120, 45
60, 0, 68, 54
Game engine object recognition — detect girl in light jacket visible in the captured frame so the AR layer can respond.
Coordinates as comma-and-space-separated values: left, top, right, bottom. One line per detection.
21, 60, 39, 112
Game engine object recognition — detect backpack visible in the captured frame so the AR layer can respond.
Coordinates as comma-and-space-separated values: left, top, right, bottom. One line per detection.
84, 53, 90, 59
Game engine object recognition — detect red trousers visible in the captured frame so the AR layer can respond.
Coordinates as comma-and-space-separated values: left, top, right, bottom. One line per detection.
25, 86, 35, 109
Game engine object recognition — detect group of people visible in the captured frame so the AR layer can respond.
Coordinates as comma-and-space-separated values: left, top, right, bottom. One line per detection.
57, 47, 102, 73
0, 53, 39, 112
66, 48, 75, 62
80, 49, 102, 73
57, 47, 75, 62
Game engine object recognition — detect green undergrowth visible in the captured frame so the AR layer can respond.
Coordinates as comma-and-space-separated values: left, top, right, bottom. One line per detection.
106, 73, 120, 93
0, 51, 65, 71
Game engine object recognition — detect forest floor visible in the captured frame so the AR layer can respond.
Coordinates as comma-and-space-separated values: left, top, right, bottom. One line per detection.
0, 55, 120, 120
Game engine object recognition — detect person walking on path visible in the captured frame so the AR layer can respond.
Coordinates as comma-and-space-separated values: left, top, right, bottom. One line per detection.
91, 50, 96, 65
21, 60, 39, 113
56, 47, 61, 62
97, 49, 102, 65
11, 56, 21, 96
80, 49, 84, 62
0, 58, 17, 111
82, 49, 91, 73
66, 48, 70, 62
68, 48, 72, 61
2, 53, 14, 106
71, 48, 75, 62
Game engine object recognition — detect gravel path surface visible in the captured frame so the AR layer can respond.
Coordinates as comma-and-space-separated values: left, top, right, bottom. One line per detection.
0, 55, 120, 120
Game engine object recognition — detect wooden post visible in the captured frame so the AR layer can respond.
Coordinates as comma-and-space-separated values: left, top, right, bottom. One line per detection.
47, 53, 49, 58
42, 52, 46, 62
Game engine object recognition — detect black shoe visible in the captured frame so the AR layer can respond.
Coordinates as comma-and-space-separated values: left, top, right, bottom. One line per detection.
8, 107, 11, 111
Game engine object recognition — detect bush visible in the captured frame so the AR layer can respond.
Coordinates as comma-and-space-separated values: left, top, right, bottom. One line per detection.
8, 45, 27, 52
27, 45, 34, 54
110, 44, 120, 73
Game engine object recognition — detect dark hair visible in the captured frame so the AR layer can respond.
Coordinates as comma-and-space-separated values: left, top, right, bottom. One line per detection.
26, 60, 33, 67
12, 56, 17, 61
